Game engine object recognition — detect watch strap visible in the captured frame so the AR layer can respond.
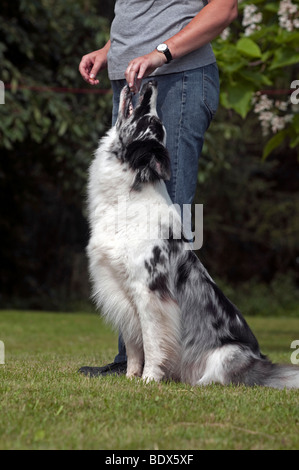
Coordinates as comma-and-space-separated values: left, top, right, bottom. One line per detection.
163, 47, 172, 64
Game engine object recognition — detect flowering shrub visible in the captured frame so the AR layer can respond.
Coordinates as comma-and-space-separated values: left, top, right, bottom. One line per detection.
278, 0, 299, 30
213, 0, 299, 157
242, 4, 263, 36
252, 92, 293, 135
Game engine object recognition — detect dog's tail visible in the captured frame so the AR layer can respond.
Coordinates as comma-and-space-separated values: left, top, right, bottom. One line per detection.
262, 363, 299, 389
234, 357, 299, 389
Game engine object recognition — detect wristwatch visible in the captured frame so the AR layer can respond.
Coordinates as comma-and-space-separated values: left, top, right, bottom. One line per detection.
156, 43, 173, 64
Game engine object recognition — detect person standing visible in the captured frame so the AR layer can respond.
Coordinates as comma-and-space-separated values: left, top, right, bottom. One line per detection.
79, 0, 238, 377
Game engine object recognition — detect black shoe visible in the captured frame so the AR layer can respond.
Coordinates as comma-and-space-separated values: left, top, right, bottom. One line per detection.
78, 360, 127, 377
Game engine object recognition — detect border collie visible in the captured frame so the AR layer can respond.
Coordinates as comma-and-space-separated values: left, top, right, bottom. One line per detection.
86, 81, 299, 388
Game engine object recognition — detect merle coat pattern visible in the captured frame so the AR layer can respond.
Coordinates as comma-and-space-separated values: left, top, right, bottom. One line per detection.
87, 81, 299, 388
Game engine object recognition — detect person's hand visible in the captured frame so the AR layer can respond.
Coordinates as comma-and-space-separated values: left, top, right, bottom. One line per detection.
79, 48, 108, 85
125, 50, 167, 93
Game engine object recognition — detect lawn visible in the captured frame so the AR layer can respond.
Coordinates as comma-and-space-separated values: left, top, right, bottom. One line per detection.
0, 310, 299, 450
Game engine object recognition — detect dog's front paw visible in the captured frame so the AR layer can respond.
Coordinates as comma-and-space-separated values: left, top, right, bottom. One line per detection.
142, 366, 164, 383
126, 361, 143, 379
142, 375, 159, 384
126, 370, 143, 379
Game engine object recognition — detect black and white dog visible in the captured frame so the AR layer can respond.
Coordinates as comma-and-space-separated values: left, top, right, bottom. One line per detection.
87, 81, 299, 388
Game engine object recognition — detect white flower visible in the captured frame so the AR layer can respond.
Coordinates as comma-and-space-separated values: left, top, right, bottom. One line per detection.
253, 93, 293, 136
275, 100, 288, 112
242, 4, 262, 36
253, 94, 274, 114
278, 0, 299, 31
244, 24, 261, 36
258, 111, 274, 136
271, 115, 286, 133
279, 0, 298, 16
220, 27, 231, 40
284, 114, 294, 124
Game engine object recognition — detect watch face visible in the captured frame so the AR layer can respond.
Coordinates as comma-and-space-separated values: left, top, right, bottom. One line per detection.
157, 43, 167, 52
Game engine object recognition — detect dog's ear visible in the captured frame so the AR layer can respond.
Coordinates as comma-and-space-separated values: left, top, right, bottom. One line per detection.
147, 144, 171, 181
125, 140, 171, 188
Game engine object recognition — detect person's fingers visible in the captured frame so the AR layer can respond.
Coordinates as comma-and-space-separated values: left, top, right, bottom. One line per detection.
79, 53, 101, 86
88, 71, 100, 85
88, 77, 100, 85
79, 55, 92, 81
125, 53, 161, 92
89, 58, 102, 82
126, 59, 149, 93
125, 61, 139, 90
137, 61, 148, 80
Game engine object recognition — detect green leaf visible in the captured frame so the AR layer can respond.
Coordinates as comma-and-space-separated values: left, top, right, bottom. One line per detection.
264, 2, 279, 13
236, 38, 262, 59
261, 74, 273, 86
221, 82, 254, 118
262, 130, 287, 160
58, 120, 68, 136
217, 59, 245, 74
11, 78, 18, 93
239, 70, 272, 88
291, 114, 299, 132
261, 51, 273, 64
290, 135, 299, 149
276, 30, 299, 46
270, 49, 299, 70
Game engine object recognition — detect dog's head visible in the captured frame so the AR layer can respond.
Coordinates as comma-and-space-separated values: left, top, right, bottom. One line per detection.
115, 81, 171, 190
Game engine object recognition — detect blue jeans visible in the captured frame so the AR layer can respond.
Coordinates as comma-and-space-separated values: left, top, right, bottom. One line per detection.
111, 63, 220, 363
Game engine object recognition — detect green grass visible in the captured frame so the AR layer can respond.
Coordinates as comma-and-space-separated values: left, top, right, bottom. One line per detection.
0, 310, 299, 450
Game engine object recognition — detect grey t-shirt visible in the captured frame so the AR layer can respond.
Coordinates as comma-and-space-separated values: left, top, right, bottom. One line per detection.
107, 0, 216, 80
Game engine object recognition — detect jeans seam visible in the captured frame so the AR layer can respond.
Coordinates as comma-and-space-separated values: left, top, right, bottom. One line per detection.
203, 65, 218, 120
173, 71, 187, 204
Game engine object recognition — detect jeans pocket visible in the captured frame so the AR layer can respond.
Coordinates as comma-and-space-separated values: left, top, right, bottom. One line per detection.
203, 63, 220, 119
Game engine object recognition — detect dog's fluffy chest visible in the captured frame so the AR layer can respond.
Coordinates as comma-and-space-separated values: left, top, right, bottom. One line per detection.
87, 144, 177, 261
